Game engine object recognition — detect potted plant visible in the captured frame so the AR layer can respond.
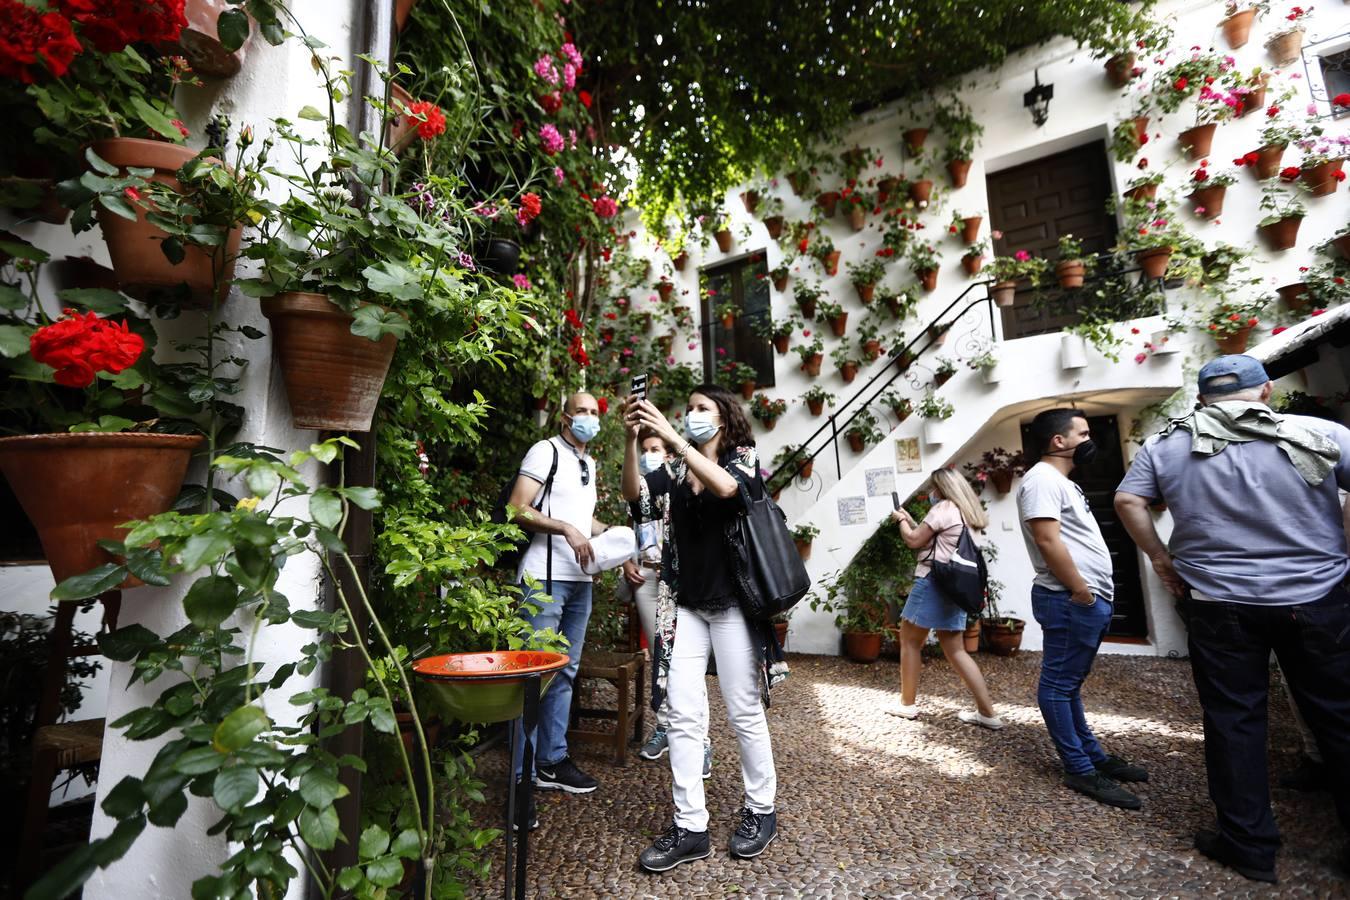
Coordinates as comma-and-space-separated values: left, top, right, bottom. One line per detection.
961, 237, 988, 276
811, 233, 841, 276
1206, 298, 1267, 353
1111, 116, 1150, 163
917, 391, 954, 445
847, 258, 886, 304
933, 97, 983, 188
803, 385, 836, 417
840, 185, 872, 232
881, 390, 913, 423
950, 210, 983, 246
720, 359, 760, 400
655, 275, 676, 302
810, 570, 888, 662
1322, 223, 1350, 261
1228, 65, 1272, 116
880, 222, 911, 260
907, 242, 941, 292
969, 349, 1000, 384
883, 286, 919, 320
760, 194, 786, 239
795, 337, 826, 376
987, 250, 1048, 305
754, 313, 802, 354
1187, 162, 1237, 219
981, 578, 1025, 656
750, 393, 788, 430
1238, 119, 1305, 179
712, 215, 734, 253
1054, 234, 1094, 288
1220, 1, 1262, 49
1149, 50, 1239, 160
1266, 4, 1310, 66
856, 318, 884, 362
715, 299, 739, 330
795, 280, 822, 318
831, 344, 862, 384
902, 126, 929, 156
933, 357, 957, 388
818, 300, 848, 337
1298, 132, 1350, 197
791, 523, 820, 561
845, 408, 883, 453
963, 448, 1027, 495
1257, 179, 1307, 251
773, 443, 815, 483
770, 263, 791, 292
1116, 196, 1187, 278
908, 168, 935, 208
815, 188, 841, 217
1123, 171, 1165, 202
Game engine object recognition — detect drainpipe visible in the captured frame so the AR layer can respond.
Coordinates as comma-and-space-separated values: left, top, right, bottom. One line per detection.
319, 1, 394, 895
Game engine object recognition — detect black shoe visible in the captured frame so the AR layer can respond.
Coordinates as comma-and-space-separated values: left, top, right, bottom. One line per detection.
1096, 754, 1149, 783
1194, 830, 1277, 883
534, 757, 598, 794
1277, 756, 1329, 792
1062, 771, 1142, 810
728, 808, 778, 859
638, 824, 712, 872
510, 781, 539, 831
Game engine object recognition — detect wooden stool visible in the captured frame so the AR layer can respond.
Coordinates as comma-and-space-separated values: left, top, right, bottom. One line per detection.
567, 650, 645, 766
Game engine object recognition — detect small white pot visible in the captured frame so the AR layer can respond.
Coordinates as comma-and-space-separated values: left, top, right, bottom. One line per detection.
923, 418, 950, 445
1061, 333, 1088, 370
1150, 330, 1178, 354
980, 363, 1001, 384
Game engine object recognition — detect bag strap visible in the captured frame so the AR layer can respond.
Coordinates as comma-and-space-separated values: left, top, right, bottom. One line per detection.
542, 441, 559, 594
921, 514, 966, 565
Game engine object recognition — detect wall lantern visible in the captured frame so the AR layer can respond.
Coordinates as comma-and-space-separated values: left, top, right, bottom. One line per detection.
1023, 69, 1054, 127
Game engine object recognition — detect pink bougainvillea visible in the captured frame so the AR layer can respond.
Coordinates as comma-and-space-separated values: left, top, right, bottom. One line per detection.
533, 54, 559, 84
539, 123, 564, 155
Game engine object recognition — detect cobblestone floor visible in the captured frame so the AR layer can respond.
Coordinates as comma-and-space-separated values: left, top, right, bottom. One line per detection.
473, 651, 1348, 898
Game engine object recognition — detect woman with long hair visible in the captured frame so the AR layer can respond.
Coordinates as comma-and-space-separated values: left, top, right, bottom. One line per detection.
621, 383, 785, 872
890, 467, 1003, 729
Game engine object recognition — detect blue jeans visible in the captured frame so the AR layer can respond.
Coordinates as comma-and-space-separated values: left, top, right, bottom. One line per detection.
512, 579, 592, 779
1030, 585, 1113, 776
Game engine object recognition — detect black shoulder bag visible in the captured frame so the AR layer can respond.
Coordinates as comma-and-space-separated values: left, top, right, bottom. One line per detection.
925, 522, 988, 617
728, 473, 812, 620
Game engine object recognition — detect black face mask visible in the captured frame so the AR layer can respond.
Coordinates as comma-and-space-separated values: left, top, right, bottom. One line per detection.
1050, 439, 1097, 467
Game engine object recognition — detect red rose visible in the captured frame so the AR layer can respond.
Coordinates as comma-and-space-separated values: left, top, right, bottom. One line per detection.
596, 397, 609, 415
0, 3, 82, 83
407, 100, 445, 139
29, 309, 145, 388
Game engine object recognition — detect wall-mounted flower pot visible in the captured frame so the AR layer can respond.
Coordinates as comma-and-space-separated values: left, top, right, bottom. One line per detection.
877, 176, 900, 202
1301, 159, 1344, 196
980, 363, 1001, 385
934, 370, 954, 388
1134, 245, 1173, 279
1130, 115, 1150, 146
787, 171, 810, 196
946, 159, 972, 188
990, 470, 1014, 495
478, 237, 521, 275
412, 651, 569, 724
1151, 330, 1178, 354
981, 618, 1025, 656
807, 398, 825, 416
773, 334, 790, 354
1266, 29, 1304, 66
927, 324, 948, 346
1061, 333, 1088, 369
922, 418, 950, 445
863, 340, 882, 362
855, 282, 876, 304
173, 0, 248, 78
721, 312, 737, 330
821, 250, 841, 277
656, 333, 675, 355
839, 362, 859, 383
1055, 260, 1086, 289
395, 0, 419, 31
764, 215, 785, 240
1123, 182, 1157, 203
740, 190, 759, 214
902, 128, 928, 156
829, 312, 849, 337
656, 282, 674, 302
1215, 326, 1253, 355
843, 631, 882, 663
848, 206, 866, 232
891, 402, 912, 423
1189, 184, 1227, 219
0, 432, 204, 589
262, 291, 399, 432
1104, 52, 1136, 87
816, 191, 840, 217
991, 281, 1017, 307
1252, 144, 1286, 179
801, 353, 823, 377
961, 254, 984, 276
846, 432, 866, 453
1178, 123, 1217, 161
885, 295, 905, 318
739, 380, 756, 400
1239, 75, 1269, 116
714, 229, 734, 253
797, 296, 816, 319
1332, 234, 1350, 260
760, 417, 778, 432
794, 539, 812, 563
917, 267, 939, 292
672, 251, 688, 271
92, 138, 242, 307
960, 215, 982, 245
908, 179, 934, 207
1221, 7, 1257, 48
1277, 282, 1309, 312
897, 350, 917, 369
1258, 215, 1303, 251
772, 273, 789, 292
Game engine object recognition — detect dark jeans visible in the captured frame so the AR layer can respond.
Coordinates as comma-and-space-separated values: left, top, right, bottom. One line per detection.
1030, 585, 1113, 775
1185, 585, 1350, 867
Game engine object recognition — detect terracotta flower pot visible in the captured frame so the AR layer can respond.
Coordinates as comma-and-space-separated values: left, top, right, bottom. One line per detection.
533, 395, 550, 411
1055, 260, 1086, 289
963, 619, 981, 654
843, 631, 882, 662
1332, 234, 1350, 260
797, 297, 816, 319
1301, 159, 1344, 197
798, 459, 814, 480
773, 334, 790, 355
1134, 245, 1173, 279
787, 171, 810, 196
714, 229, 734, 253
822, 250, 841, 277
172, 0, 248, 78
897, 350, 917, 369
961, 215, 982, 245
1239, 78, 1268, 117
1104, 52, 1136, 87
877, 176, 900, 202
946, 159, 972, 189
0, 432, 203, 587
1179, 123, 1217, 161
909, 179, 934, 207
1221, 7, 1257, 49
1258, 215, 1302, 251
1123, 182, 1158, 203
891, 403, 912, 423
721, 313, 736, 330
849, 206, 866, 232
902, 128, 928, 156
1189, 184, 1227, 219
386, 83, 419, 153
772, 273, 789, 292
395, 0, 418, 31
672, 252, 688, 272
846, 432, 866, 453
1215, 326, 1253, 354
991, 470, 1015, 495
801, 353, 823, 377
793, 540, 812, 563
917, 267, 938, 292
739, 380, 756, 400
885, 295, 905, 319
261, 291, 399, 432
816, 191, 840, 217
992, 281, 1017, 307
91, 138, 242, 307
829, 312, 849, 337
934, 370, 954, 388
808, 398, 825, 416
1131, 115, 1150, 146
855, 282, 876, 304
740, 190, 759, 214
981, 619, 1024, 657
961, 253, 984, 276
656, 334, 675, 355
1254, 144, 1286, 179
1277, 282, 1309, 312
840, 362, 859, 383
764, 215, 785, 240
656, 282, 674, 301
1267, 29, 1304, 67
863, 340, 882, 361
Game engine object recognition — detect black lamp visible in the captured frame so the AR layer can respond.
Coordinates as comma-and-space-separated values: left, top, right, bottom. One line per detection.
1023, 69, 1054, 127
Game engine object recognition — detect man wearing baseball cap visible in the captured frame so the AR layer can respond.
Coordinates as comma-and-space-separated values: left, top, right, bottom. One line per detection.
1114, 354, 1350, 884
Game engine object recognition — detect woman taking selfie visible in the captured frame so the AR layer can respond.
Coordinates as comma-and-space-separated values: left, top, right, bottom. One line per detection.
621, 384, 782, 872
890, 467, 1003, 729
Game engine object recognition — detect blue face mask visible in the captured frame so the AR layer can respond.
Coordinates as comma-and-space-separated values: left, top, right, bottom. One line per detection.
569, 414, 600, 443
639, 451, 665, 475
683, 411, 722, 445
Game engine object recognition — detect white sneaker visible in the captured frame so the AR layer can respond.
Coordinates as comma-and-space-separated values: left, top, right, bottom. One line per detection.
957, 710, 1005, 730
887, 703, 919, 720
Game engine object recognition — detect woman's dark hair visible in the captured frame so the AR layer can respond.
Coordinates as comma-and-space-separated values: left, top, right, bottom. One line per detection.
689, 383, 755, 451
1028, 407, 1085, 459
637, 425, 672, 450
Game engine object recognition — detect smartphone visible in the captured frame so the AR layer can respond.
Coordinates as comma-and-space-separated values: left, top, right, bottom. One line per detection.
891, 491, 901, 511
630, 373, 648, 401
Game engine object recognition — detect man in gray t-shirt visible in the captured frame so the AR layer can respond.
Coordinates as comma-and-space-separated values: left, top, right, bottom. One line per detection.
1115, 355, 1350, 883
1015, 408, 1148, 812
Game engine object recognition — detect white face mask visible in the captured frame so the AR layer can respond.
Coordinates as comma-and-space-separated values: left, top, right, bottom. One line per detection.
639, 451, 665, 475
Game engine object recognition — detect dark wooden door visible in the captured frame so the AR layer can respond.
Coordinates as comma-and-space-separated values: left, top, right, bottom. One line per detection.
701, 252, 774, 386
987, 142, 1117, 340
1019, 414, 1149, 638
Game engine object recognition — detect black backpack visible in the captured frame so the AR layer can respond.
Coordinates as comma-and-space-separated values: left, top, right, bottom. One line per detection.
490, 441, 559, 577
926, 524, 988, 616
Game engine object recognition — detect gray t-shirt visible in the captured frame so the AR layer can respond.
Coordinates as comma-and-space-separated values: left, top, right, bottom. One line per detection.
1117, 414, 1350, 605
1017, 461, 1115, 601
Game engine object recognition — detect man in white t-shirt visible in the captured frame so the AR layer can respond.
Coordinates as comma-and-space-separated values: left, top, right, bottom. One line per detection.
507, 392, 633, 800
1016, 408, 1148, 811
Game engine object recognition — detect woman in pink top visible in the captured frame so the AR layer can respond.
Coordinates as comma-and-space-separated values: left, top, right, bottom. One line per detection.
889, 468, 1003, 729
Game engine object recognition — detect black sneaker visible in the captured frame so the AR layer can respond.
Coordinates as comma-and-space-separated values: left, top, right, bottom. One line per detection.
728, 808, 778, 859
534, 757, 598, 794
638, 824, 711, 872
510, 780, 538, 831
1062, 771, 1142, 810
1194, 829, 1277, 883
1096, 754, 1149, 783
1277, 755, 1328, 792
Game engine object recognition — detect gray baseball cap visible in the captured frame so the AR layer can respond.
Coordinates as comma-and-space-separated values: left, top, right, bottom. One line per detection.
1197, 354, 1270, 396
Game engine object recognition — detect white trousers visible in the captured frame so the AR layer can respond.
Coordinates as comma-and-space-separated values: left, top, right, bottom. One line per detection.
668, 604, 776, 831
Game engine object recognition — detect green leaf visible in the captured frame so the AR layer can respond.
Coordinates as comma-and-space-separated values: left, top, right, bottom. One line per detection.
309, 491, 342, 531
216, 8, 250, 51
309, 441, 339, 465
98, 193, 139, 222
51, 563, 126, 601
0, 283, 26, 311
297, 105, 327, 121
179, 531, 232, 572
350, 304, 409, 341
183, 575, 239, 629
99, 624, 159, 661
147, 788, 189, 827
362, 261, 423, 301
245, 464, 281, 499
336, 867, 363, 891
130, 95, 184, 143
99, 776, 145, 818
365, 856, 403, 888
358, 825, 390, 860
0, 238, 48, 262
298, 803, 340, 851
299, 767, 347, 808
213, 705, 270, 752
342, 486, 381, 510
124, 547, 171, 586
69, 415, 136, 434
232, 277, 280, 298
390, 828, 421, 858
174, 746, 227, 775
367, 699, 397, 735
0, 324, 31, 358
57, 287, 128, 314
24, 815, 146, 900
212, 764, 259, 812
85, 146, 118, 176
160, 236, 186, 265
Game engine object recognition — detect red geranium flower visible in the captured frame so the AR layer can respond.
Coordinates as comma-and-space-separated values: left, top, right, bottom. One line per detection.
0, 2, 83, 83
578, 90, 592, 109
1273, 326, 1288, 335
517, 192, 542, 224
58, 0, 186, 55
407, 100, 446, 139
596, 397, 609, 415
592, 195, 618, 218
1173, 76, 1188, 91
1279, 166, 1302, 181
1266, 104, 1280, 117
29, 308, 145, 388
1335, 93, 1350, 108
538, 92, 562, 115
1335, 170, 1347, 182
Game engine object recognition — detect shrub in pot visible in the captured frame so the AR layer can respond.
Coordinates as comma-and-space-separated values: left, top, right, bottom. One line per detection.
1255, 180, 1306, 252
831, 344, 861, 384
802, 385, 836, 417
810, 569, 889, 663
847, 257, 885, 305
791, 523, 820, 561
1053, 233, 1093, 288
844, 408, 883, 453
1186, 162, 1235, 219
794, 338, 825, 377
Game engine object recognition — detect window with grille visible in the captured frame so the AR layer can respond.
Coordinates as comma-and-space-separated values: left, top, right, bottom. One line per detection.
700, 251, 774, 387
